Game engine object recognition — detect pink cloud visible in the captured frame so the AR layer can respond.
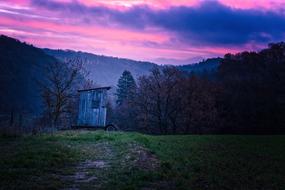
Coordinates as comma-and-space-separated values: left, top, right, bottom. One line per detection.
219, 0, 285, 10
0, 0, 284, 63
74, 0, 285, 10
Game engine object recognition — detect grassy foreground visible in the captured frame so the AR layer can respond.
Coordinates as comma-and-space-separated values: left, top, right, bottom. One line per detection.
0, 130, 284, 190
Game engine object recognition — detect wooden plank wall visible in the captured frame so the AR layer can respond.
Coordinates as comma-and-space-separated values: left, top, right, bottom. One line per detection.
77, 89, 107, 127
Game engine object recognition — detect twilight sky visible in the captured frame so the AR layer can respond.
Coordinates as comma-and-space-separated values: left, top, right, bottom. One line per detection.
0, 0, 285, 64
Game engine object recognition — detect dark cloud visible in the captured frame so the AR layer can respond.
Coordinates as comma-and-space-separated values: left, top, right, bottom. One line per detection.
31, 0, 285, 46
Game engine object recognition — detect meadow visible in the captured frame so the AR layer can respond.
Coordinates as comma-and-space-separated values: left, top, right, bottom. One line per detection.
0, 130, 284, 190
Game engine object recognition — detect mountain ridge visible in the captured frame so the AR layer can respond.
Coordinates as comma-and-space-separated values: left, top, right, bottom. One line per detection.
43, 48, 222, 86
43, 48, 157, 86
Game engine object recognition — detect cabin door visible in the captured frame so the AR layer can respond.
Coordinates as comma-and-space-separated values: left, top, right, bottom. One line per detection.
77, 90, 107, 127
93, 90, 107, 126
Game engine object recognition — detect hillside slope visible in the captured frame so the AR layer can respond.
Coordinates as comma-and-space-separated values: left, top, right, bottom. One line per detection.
177, 57, 222, 73
0, 35, 57, 116
44, 49, 223, 86
43, 49, 156, 86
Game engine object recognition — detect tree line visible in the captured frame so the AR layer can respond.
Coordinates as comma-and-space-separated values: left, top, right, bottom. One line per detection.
2, 41, 284, 135
113, 43, 285, 134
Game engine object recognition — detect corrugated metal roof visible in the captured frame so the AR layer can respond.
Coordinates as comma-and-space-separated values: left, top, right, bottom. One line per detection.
78, 86, 111, 92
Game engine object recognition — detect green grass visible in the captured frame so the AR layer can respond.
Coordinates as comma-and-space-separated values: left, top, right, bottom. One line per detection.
0, 130, 284, 190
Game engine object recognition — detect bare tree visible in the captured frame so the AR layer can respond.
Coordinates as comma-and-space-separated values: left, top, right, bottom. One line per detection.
181, 75, 219, 134
39, 58, 84, 129
135, 66, 183, 134
135, 67, 220, 134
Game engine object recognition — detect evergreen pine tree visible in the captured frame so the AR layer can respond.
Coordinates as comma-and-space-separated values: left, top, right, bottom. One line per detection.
116, 70, 137, 105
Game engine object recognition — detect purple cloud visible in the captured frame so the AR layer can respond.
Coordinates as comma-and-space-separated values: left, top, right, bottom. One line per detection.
31, 0, 285, 47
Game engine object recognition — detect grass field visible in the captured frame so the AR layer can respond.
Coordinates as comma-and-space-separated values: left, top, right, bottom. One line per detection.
0, 130, 284, 190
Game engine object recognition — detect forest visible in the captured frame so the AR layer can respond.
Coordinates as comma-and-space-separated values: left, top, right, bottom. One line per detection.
113, 43, 285, 134
0, 35, 284, 135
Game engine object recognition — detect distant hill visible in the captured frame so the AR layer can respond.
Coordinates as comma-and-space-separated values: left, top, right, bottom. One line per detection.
177, 58, 222, 74
44, 49, 223, 86
43, 49, 156, 87
0, 35, 56, 116
154, 56, 204, 65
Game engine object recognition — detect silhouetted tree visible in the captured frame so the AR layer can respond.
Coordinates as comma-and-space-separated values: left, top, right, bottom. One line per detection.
135, 66, 183, 134
180, 75, 220, 134
218, 42, 285, 133
134, 67, 221, 134
114, 70, 137, 130
39, 59, 84, 129
116, 70, 137, 105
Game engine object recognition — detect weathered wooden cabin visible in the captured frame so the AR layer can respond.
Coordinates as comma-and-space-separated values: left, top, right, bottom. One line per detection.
77, 87, 111, 127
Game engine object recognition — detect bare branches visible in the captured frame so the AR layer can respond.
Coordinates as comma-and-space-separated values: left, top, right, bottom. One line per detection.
39, 58, 85, 128
134, 66, 219, 134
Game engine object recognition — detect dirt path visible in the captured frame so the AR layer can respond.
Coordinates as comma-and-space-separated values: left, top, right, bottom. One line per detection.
61, 160, 108, 190
59, 141, 159, 190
